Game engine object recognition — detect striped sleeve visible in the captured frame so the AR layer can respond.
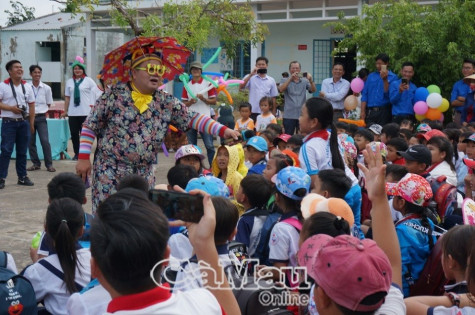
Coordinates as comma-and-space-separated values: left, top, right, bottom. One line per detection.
189, 112, 227, 138
78, 126, 96, 160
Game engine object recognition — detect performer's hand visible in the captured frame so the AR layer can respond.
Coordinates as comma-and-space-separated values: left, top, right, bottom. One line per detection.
223, 128, 240, 140
76, 159, 91, 182
60, 112, 68, 119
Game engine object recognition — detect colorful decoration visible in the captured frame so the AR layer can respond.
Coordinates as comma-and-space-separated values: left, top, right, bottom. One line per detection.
462, 198, 475, 225
413, 84, 448, 121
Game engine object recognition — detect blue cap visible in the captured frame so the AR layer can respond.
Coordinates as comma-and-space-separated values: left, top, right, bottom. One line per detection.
275, 166, 311, 200
245, 136, 268, 152
185, 175, 230, 197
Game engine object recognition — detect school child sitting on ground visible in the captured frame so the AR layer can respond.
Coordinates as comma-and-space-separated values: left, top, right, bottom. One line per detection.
426, 136, 458, 186
89, 189, 233, 314
174, 197, 239, 292
266, 123, 283, 136
211, 144, 245, 197
273, 134, 291, 152
387, 173, 437, 297
245, 136, 268, 175
255, 97, 277, 134
381, 122, 400, 144
23, 198, 91, 315
386, 137, 408, 165
399, 144, 432, 176
174, 144, 210, 175
235, 175, 272, 256
287, 134, 304, 153
234, 102, 254, 132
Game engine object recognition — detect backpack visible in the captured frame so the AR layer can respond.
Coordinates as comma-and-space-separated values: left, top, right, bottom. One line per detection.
409, 234, 450, 296
427, 175, 458, 222
0, 251, 38, 315
254, 212, 282, 266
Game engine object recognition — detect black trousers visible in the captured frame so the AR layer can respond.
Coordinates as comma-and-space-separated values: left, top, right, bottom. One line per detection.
68, 116, 87, 157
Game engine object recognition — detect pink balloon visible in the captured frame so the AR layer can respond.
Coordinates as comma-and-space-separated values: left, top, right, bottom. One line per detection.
413, 101, 429, 115
350, 78, 364, 93
439, 113, 444, 123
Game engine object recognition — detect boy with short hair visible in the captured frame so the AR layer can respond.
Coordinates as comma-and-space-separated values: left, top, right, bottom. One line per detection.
386, 137, 408, 165
312, 169, 351, 199
381, 123, 400, 144
245, 136, 268, 175
174, 197, 239, 292
287, 134, 304, 153
235, 175, 272, 256
234, 102, 254, 131
166, 164, 199, 190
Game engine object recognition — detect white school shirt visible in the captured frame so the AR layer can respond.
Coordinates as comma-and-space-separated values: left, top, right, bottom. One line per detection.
67, 283, 111, 315
23, 248, 92, 315
27, 81, 53, 114
64, 77, 97, 116
182, 78, 216, 116
299, 132, 358, 186
0, 81, 35, 118
268, 216, 300, 268
256, 113, 276, 133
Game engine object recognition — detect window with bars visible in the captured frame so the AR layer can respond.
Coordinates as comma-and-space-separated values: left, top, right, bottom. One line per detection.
313, 39, 332, 90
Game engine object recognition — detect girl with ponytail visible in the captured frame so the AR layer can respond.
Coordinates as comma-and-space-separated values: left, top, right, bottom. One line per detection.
298, 97, 363, 236
23, 198, 91, 315
388, 173, 437, 297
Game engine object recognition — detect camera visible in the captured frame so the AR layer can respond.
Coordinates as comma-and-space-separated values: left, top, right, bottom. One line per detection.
402, 78, 408, 85
18, 105, 28, 119
257, 68, 267, 74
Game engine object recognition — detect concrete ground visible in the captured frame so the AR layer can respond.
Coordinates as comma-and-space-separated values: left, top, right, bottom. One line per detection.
0, 139, 204, 271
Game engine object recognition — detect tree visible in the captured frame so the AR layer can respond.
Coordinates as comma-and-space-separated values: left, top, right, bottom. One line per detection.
49, 0, 268, 58
327, 0, 475, 98
4, 0, 35, 26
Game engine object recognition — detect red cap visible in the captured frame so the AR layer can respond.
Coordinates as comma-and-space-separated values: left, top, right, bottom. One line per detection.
417, 129, 447, 141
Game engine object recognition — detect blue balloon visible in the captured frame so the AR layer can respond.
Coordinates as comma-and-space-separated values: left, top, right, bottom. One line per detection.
415, 87, 430, 102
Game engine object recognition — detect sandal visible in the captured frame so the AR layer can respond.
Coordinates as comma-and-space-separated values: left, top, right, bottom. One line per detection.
46, 167, 56, 173
27, 165, 41, 171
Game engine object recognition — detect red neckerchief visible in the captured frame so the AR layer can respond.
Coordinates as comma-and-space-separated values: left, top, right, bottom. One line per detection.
4, 78, 26, 84
107, 284, 172, 312
423, 161, 442, 174
303, 129, 329, 143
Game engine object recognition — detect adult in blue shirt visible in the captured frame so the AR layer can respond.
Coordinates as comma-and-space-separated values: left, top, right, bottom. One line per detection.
389, 61, 417, 124
460, 74, 475, 124
451, 58, 475, 126
361, 53, 397, 126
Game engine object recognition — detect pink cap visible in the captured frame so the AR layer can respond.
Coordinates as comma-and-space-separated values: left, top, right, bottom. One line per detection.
417, 129, 447, 141
464, 158, 475, 170
385, 173, 432, 206
298, 234, 391, 312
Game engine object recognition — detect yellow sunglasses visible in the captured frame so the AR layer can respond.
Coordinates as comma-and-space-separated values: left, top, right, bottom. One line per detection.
135, 63, 166, 76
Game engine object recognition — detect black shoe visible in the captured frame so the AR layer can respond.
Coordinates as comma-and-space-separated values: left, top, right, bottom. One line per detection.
72, 155, 78, 161
0, 178, 4, 189
18, 176, 34, 186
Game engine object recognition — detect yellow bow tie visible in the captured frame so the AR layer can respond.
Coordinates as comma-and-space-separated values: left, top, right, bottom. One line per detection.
131, 90, 152, 114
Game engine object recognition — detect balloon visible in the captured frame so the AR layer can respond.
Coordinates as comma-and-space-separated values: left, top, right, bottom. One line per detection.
413, 101, 429, 115
202, 75, 219, 87
415, 114, 426, 121
350, 78, 365, 93
439, 98, 449, 112
426, 108, 442, 120
427, 84, 441, 94
426, 93, 443, 108
202, 71, 224, 77
344, 95, 358, 111
179, 73, 196, 99
415, 87, 429, 102
202, 47, 222, 70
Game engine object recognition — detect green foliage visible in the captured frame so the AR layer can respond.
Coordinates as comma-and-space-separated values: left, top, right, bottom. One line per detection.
54, 0, 268, 58
327, 0, 475, 98
4, 0, 35, 26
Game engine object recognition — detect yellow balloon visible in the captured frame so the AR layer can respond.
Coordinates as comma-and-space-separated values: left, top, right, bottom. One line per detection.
415, 114, 426, 121
439, 98, 449, 112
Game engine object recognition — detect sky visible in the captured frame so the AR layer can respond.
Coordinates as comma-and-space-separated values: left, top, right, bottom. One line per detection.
0, 0, 65, 27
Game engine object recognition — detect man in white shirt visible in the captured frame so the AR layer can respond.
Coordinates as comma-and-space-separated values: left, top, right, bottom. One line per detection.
320, 62, 350, 122
181, 61, 217, 166
0, 60, 35, 189
27, 65, 55, 172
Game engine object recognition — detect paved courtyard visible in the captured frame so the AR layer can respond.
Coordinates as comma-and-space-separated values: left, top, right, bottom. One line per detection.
0, 140, 193, 271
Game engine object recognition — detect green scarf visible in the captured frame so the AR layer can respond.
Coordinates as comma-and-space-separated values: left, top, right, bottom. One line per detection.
74, 77, 84, 107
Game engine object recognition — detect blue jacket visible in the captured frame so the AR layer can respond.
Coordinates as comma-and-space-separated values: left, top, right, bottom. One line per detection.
396, 216, 437, 297
389, 79, 417, 116
451, 79, 471, 113
361, 71, 397, 107
461, 91, 475, 123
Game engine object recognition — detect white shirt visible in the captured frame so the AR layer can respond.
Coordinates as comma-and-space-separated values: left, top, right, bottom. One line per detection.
67, 283, 111, 315
65, 76, 97, 116
182, 78, 216, 116
27, 81, 53, 114
427, 161, 458, 187
23, 249, 92, 315
0, 80, 35, 118
268, 217, 300, 268
6, 252, 18, 274
256, 113, 276, 133
105, 288, 224, 315
321, 77, 350, 110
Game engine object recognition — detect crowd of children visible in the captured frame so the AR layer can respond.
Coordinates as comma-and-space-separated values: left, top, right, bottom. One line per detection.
6, 96, 475, 314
